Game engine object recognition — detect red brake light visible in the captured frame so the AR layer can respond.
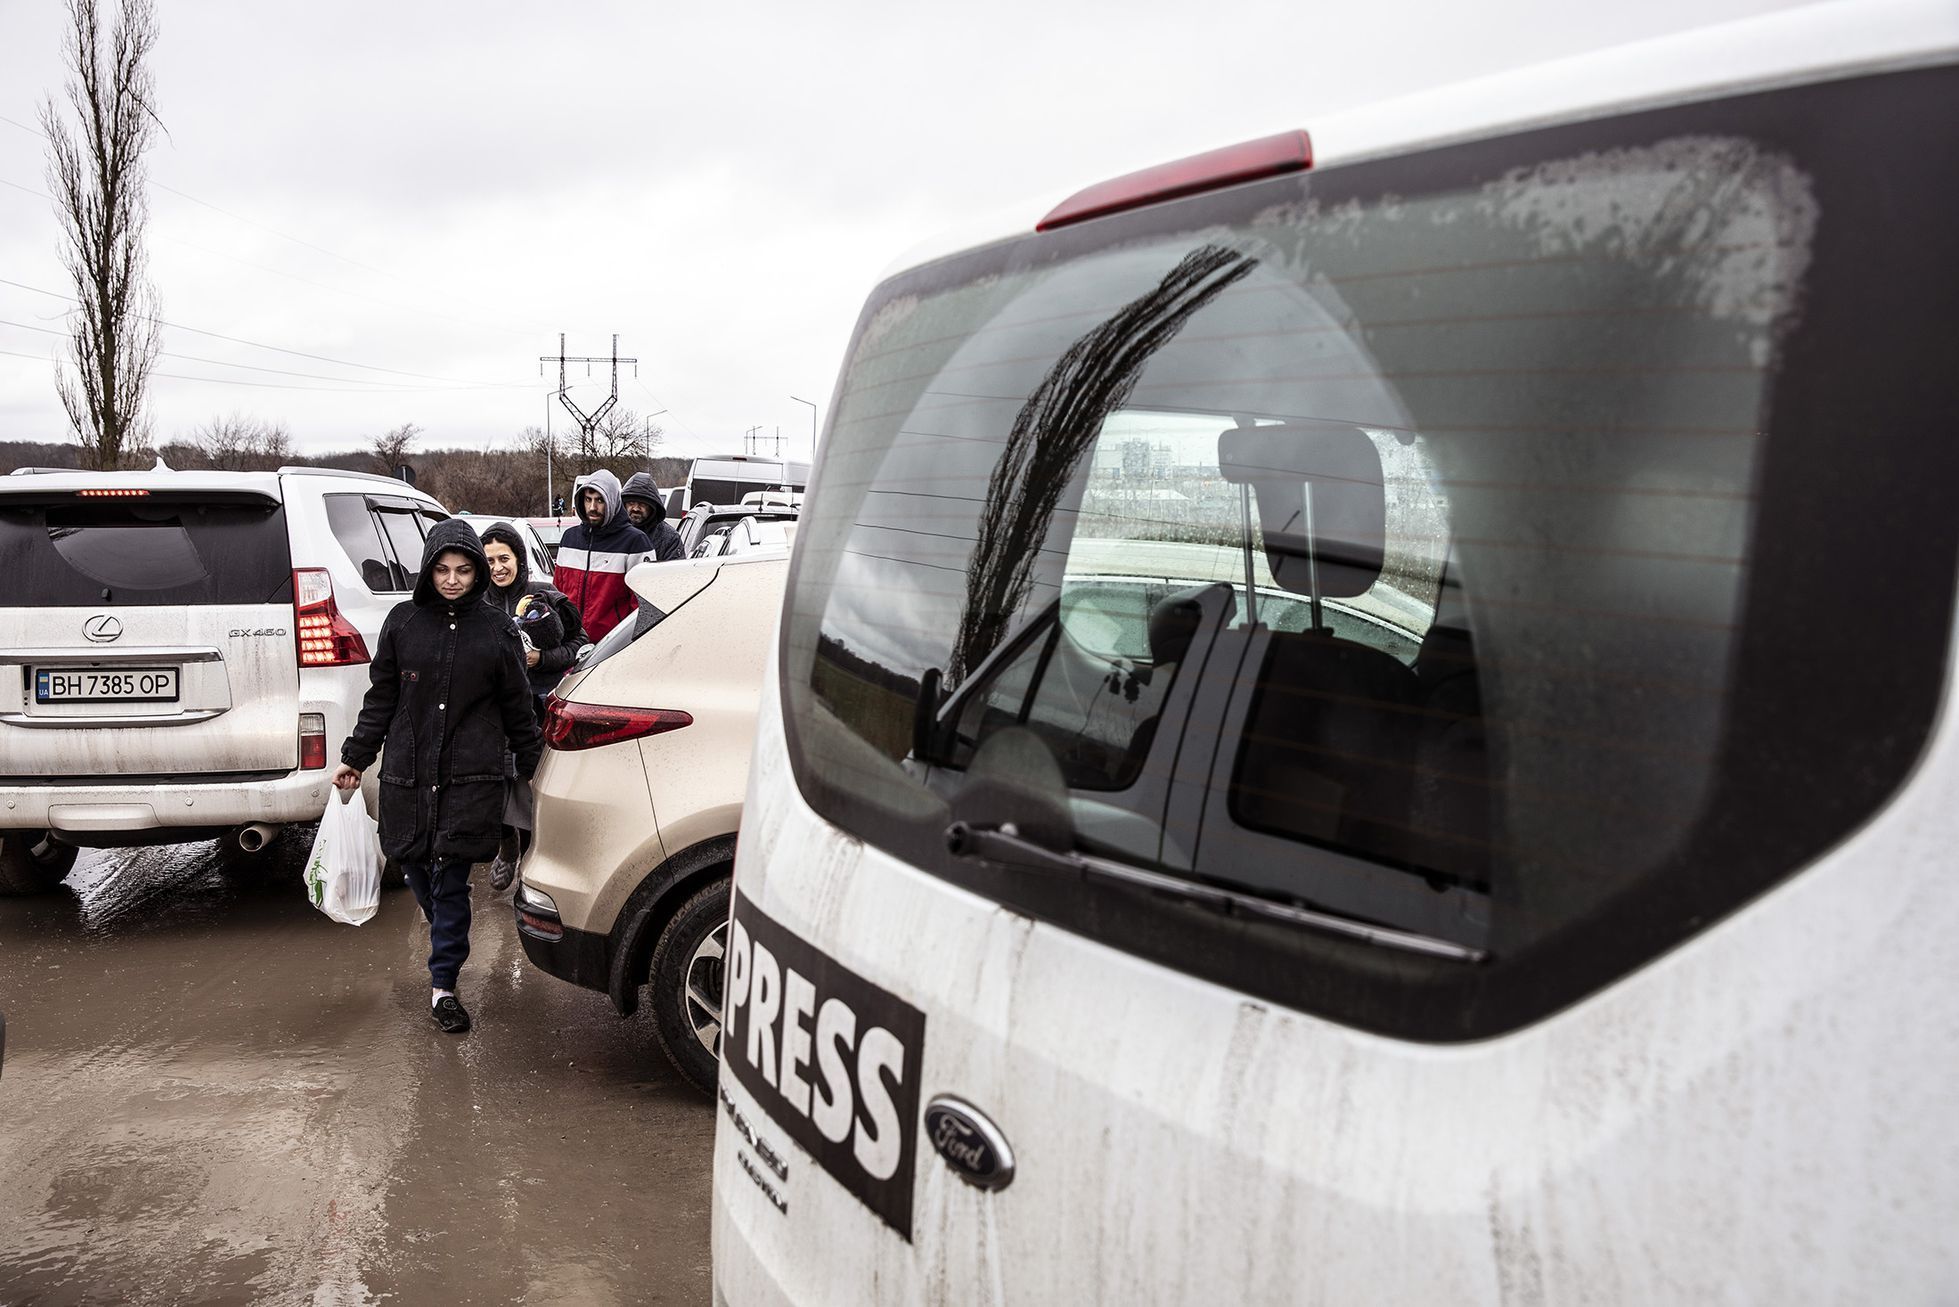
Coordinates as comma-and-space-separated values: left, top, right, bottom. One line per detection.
293, 569, 370, 668
299, 711, 327, 769
76, 487, 149, 497
1036, 129, 1313, 232
542, 695, 691, 751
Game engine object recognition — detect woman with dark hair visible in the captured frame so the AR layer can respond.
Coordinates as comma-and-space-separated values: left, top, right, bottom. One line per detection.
479, 521, 584, 889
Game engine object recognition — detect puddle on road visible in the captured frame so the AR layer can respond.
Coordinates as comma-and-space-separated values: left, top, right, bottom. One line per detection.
58, 826, 317, 936
0, 834, 716, 1304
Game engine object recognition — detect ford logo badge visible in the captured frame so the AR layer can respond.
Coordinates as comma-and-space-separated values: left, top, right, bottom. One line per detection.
923, 1096, 1015, 1192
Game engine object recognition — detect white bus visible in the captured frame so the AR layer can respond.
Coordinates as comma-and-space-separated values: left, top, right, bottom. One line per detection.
712, 4, 1959, 1300
669, 454, 811, 518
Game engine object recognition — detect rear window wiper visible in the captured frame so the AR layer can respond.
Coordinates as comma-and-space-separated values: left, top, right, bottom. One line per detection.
945, 820, 1487, 963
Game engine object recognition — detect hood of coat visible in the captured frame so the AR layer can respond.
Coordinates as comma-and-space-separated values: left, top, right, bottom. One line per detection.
479, 520, 531, 596
572, 469, 626, 531
413, 518, 492, 608
620, 471, 665, 526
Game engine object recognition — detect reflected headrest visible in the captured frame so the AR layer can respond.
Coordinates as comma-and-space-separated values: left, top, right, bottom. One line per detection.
1218, 421, 1384, 598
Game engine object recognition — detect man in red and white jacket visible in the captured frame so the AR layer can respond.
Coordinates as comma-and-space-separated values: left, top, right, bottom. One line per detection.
551, 469, 654, 643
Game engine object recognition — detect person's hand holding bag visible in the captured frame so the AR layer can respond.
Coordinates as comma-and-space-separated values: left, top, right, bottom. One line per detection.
303, 788, 383, 925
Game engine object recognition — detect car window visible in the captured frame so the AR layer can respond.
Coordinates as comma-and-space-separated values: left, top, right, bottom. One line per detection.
374, 508, 428, 590
0, 495, 293, 606
325, 494, 399, 593
778, 69, 1959, 1040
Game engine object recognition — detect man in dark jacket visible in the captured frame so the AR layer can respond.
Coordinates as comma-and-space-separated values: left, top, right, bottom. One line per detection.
552, 469, 653, 643
479, 520, 583, 890
620, 471, 685, 562
331, 520, 542, 1034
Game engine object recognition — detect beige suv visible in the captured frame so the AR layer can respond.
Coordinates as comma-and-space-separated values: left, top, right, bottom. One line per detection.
513, 545, 787, 1092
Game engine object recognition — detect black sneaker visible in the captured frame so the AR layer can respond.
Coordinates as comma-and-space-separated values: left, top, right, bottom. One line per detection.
489, 833, 519, 892
431, 995, 471, 1034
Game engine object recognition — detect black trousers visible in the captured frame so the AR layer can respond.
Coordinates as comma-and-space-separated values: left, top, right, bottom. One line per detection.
402, 857, 473, 990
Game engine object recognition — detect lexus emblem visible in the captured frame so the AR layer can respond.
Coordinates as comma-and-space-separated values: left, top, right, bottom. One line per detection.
83, 614, 123, 643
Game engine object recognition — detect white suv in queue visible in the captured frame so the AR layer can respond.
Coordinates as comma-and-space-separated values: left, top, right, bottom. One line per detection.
0, 463, 448, 893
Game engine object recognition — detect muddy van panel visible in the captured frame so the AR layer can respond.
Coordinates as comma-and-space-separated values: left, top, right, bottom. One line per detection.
714, 4, 1959, 1301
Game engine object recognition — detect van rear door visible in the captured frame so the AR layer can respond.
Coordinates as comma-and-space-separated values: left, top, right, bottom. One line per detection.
0, 488, 302, 777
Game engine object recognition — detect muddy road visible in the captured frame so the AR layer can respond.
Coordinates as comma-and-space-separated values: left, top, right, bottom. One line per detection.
0, 832, 715, 1305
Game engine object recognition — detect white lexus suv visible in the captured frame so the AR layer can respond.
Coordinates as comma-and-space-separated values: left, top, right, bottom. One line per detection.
0, 462, 448, 893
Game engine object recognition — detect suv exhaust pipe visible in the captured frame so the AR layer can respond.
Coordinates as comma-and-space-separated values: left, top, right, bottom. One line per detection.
233, 823, 279, 853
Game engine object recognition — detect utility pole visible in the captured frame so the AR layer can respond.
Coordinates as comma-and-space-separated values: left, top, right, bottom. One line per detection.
540, 333, 639, 463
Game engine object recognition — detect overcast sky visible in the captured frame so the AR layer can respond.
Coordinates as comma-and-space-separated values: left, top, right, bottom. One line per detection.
0, 0, 1812, 462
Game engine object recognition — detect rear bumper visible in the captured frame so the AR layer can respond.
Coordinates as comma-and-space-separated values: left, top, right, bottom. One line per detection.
515, 914, 613, 992
0, 768, 338, 837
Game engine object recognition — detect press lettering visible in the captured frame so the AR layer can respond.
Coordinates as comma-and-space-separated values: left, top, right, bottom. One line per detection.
779, 968, 817, 1117
811, 997, 856, 1144
747, 941, 781, 1086
722, 891, 925, 1239
853, 1026, 905, 1181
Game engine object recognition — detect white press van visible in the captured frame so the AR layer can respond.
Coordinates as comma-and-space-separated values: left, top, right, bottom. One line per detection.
712, 5, 1959, 1300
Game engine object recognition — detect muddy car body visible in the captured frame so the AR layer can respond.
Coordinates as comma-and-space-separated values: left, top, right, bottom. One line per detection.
711, 3, 1959, 1301
0, 465, 447, 891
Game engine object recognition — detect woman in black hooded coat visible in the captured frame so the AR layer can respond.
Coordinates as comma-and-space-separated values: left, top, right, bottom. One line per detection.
332, 519, 542, 1034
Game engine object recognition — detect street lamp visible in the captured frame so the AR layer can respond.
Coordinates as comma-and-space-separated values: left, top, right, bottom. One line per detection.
790, 395, 817, 453
544, 386, 556, 517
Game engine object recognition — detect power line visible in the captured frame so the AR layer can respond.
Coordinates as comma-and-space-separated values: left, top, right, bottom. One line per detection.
0, 316, 446, 387
1, 112, 543, 335
0, 276, 529, 386
635, 378, 704, 445
0, 344, 524, 393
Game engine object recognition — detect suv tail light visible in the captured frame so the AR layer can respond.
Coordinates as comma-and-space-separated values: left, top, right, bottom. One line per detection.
299, 712, 327, 769
542, 695, 691, 751
293, 569, 370, 667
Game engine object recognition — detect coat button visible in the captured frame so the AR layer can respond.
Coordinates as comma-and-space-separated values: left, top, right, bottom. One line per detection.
430, 785, 438, 792
449, 623, 457, 630
438, 702, 446, 710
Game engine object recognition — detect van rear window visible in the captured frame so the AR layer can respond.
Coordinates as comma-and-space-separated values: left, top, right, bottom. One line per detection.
777, 67, 1959, 1040
0, 495, 293, 607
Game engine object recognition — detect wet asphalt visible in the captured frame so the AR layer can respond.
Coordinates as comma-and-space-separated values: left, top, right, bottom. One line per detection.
0, 828, 715, 1306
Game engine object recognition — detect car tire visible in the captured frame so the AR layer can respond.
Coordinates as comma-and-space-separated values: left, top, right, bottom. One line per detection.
0, 830, 79, 896
647, 876, 732, 1095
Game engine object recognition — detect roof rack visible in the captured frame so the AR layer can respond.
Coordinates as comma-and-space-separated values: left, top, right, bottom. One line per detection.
275, 465, 426, 489
7, 466, 82, 476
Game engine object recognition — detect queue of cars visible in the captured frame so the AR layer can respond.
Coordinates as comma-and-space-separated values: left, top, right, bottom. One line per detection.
0, 454, 795, 1090
0, 463, 447, 887
10, 6, 1957, 1297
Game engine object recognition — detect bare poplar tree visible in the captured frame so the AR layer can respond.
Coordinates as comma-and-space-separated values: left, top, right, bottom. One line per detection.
41, 0, 164, 470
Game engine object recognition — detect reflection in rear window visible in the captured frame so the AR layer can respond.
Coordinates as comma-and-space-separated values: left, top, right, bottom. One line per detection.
778, 68, 1959, 1040
0, 498, 293, 606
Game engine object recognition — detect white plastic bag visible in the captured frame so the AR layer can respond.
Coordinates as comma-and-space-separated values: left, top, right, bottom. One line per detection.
304, 790, 383, 926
